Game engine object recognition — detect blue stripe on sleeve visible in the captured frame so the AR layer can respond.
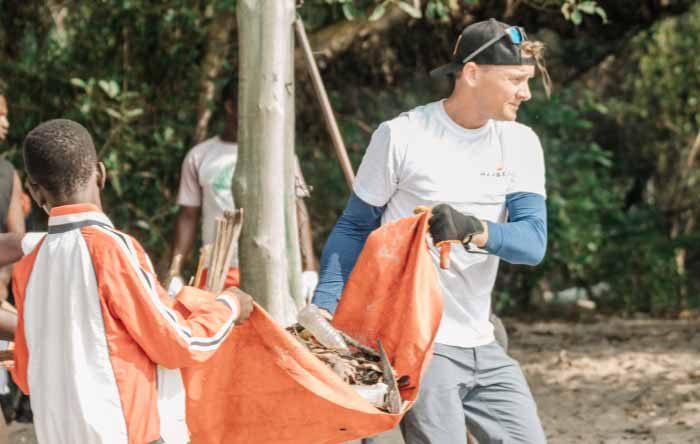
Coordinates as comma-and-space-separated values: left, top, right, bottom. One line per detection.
484, 192, 547, 266
312, 193, 385, 314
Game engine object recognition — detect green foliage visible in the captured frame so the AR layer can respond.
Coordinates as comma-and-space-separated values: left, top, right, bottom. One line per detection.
586, 2, 700, 312
0, 0, 213, 260
496, 4, 700, 315
300, 0, 599, 28
509, 92, 623, 304
561, 0, 607, 25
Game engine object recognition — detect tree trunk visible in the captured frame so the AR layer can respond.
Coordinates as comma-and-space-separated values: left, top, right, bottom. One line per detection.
669, 130, 700, 311
193, 6, 236, 144
285, 38, 305, 310
235, 0, 300, 325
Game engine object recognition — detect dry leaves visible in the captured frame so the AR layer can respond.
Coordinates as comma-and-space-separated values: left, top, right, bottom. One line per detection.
286, 323, 402, 412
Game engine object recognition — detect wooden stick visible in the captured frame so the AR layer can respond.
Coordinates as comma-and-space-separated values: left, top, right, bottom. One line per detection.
205, 210, 244, 293
295, 18, 355, 189
193, 244, 211, 288
211, 219, 223, 289
206, 218, 225, 290
214, 213, 233, 292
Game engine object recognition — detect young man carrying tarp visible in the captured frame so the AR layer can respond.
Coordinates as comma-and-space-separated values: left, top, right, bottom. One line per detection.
10, 119, 254, 443
313, 19, 550, 444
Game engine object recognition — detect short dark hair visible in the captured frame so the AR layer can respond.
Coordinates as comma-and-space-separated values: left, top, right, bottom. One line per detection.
23, 119, 98, 197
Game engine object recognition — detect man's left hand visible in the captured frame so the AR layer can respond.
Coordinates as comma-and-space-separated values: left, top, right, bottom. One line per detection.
429, 204, 484, 245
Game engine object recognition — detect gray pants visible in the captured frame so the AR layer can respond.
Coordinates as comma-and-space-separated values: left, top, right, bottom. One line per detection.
400, 342, 546, 444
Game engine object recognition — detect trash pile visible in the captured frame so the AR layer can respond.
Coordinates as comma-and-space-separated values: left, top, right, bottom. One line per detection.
286, 304, 402, 413
193, 213, 404, 413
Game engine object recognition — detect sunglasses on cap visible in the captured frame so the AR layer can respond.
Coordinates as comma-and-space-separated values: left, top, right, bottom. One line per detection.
461, 26, 527, 65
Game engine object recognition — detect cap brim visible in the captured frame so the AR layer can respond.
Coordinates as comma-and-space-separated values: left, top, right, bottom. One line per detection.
429, 62, 463, 77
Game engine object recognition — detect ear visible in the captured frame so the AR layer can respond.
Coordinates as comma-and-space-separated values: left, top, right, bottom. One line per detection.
26, 181, 49, 214
460, 62, 480, 87
96, 162, 107, 190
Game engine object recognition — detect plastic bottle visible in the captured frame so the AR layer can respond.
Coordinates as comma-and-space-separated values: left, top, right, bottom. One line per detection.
297, 304, 349, 351
351, 383, 388, 408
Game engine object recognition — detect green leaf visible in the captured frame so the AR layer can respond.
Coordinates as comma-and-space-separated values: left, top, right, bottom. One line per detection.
98, 80, 120, 98
109, 171, 122, 196
435, 1, 447, 19
125, 108, 143, 119
561, 3, 571, 20
136, 220, 150, 230
70, 78, 86, 89
368, 2, 387, 21
594, 6, 608, 23
397, 1, 422, 19
105, 107, 123, 120
341, 2, 357, 20
577, 1, 597, 14
426, 3, 436, 19
571, 9, 582, 25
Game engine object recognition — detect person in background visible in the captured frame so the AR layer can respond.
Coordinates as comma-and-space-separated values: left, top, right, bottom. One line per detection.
0, 90, 26, 303
167, 79, 318, 297
0, 88, 26, 442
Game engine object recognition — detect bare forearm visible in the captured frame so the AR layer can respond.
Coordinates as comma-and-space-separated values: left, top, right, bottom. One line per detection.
0, 308, 16, 340
169, 206, 200, 275
0, 233, 23, 267
5, 173, 25, 234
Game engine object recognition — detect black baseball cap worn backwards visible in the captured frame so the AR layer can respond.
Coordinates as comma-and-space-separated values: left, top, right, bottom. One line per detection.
430, 18, 534, 77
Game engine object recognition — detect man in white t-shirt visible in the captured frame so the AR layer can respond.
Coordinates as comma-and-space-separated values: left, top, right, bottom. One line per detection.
167, 80, 241, 290
168, 81, 319, 295
313, 19, 549, 444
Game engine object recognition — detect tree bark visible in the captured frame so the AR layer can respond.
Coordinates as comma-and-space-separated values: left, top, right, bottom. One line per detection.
235, 0, 299, 324
669, 130, 700, 310
285, 39, 305, 311
193, 6, 236, 144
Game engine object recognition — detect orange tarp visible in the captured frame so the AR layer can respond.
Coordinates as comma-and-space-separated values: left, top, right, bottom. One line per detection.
182, 212, 443, 444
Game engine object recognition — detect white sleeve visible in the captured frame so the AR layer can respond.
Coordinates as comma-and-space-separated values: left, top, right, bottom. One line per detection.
22, 232, 46, 255
353, 123, 403, 207
176, 148, 203, 207
506, 127, 546, 197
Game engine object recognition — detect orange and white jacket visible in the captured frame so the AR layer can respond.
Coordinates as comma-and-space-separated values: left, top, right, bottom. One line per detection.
11, 204, 239, 444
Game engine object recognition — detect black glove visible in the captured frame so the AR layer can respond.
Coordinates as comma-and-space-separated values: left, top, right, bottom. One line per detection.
429, 204, 484, 245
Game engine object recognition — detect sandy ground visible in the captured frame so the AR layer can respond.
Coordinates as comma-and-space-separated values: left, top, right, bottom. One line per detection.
509, 317, 700, 444
8, 318, 700, 444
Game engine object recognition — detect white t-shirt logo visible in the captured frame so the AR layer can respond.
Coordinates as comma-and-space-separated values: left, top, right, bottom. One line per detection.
480, 165, 509, 178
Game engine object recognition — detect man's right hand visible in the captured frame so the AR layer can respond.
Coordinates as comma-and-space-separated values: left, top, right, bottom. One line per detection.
224, 287, 254, 325
165, 275, 185, 297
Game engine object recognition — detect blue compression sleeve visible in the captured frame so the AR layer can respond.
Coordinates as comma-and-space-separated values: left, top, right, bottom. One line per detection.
312, 193, 385, 314
484, 192, 547, 266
